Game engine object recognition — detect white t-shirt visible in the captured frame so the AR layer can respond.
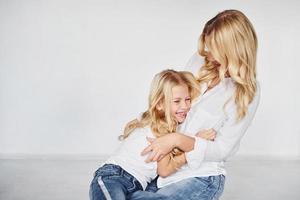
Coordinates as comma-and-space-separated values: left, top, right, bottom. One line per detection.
105, 126, 157, 190
157, 52, 260, 188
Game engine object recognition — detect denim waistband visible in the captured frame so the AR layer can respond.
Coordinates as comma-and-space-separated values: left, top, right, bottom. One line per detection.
96, 164, 143, 191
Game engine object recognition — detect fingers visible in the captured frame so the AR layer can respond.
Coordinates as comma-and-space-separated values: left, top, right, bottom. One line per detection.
141, 145, 153, 156
196, 129, 217, 140
212, 132, 216, 137
145, 149, 164, 163
157, 154, 165, 162
207, 132, 216, 141
152, 151, 161, 162
143, 147, 165, 163
144, 150, 159, 163
209, 128, 217, 134
195, 129, 207, 137
141, 137, 156, 156
142, 137, 164, 162
146, 137, 155, 143
144, 151, 154, 163
207, 129, 216, 134
196, 129, 213, 137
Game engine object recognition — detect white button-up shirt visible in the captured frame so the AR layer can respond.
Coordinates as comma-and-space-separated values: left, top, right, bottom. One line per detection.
157, 52, 260, 188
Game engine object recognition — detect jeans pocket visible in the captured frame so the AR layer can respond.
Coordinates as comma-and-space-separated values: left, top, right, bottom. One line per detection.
122, 171, 141, 192
95, 164, 121, 178
195, 176, 211, 184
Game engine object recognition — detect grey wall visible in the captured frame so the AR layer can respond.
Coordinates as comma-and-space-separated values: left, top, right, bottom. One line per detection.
0, 0, 299, 158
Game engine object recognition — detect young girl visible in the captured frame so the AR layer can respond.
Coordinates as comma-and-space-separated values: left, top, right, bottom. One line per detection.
89, 69, 215, 200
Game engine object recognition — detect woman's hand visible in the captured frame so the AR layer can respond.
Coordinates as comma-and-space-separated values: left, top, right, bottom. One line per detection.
141, 134, 178, 163
196, 129, 216, 141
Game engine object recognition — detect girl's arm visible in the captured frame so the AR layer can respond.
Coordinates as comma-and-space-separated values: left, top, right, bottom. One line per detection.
156, 152, 186, 178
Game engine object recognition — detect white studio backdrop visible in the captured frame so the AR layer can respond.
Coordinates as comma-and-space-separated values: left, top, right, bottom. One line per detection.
0, 0, 299, 158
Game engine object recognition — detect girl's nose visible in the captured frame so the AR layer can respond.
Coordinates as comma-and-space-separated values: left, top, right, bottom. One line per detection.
181, 101, 189, 109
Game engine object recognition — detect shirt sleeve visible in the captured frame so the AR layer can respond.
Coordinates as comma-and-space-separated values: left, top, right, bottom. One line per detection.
185, 84, 261, 169
185, 136, 208, 169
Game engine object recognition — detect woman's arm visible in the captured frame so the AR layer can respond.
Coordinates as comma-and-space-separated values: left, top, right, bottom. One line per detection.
142, 134, 194, 163
143, 129, 216, 162
143, 87, 260, 165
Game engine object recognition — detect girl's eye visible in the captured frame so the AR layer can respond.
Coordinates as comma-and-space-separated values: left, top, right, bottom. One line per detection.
185, 98, 191, 102
174, 100, 180, 103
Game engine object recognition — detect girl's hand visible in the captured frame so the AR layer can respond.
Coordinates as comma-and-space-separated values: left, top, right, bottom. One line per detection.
141, 134, 177, 163
196, 129, 216, 141
173, 153, 186, 167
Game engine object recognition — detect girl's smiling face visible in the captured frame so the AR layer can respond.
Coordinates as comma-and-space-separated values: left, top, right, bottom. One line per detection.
170, 84, 191, 123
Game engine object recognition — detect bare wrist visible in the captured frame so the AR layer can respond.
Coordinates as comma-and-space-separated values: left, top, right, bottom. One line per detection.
173, 132, 181, 148
173, 133, 196, 152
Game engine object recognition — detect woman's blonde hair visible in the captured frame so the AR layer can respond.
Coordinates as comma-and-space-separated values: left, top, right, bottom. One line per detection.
119, 69, 200, 140
197, 9, 258, 120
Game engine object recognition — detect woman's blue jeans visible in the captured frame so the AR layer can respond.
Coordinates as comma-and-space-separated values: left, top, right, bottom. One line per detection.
128, 175, 225, 200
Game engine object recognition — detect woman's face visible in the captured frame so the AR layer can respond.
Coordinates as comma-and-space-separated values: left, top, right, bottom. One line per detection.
170, 84, 191, 123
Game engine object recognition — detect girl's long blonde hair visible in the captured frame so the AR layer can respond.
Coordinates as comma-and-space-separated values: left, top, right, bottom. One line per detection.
197, 9, 258, 120
119, 69, 200, 140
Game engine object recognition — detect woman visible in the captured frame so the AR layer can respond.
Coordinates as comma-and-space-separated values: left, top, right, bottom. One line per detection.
129, 9, 260, 200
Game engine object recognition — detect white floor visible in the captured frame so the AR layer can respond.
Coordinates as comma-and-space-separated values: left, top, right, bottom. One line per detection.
0, 157, 299, 200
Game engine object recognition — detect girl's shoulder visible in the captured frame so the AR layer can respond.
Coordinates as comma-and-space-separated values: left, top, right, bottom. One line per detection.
133, 126, 150, 133
128, 126, 154, 139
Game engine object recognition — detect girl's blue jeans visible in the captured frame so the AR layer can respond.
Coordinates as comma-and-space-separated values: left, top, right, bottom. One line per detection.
89, 164, 143, 200
128, 174, 225, 200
